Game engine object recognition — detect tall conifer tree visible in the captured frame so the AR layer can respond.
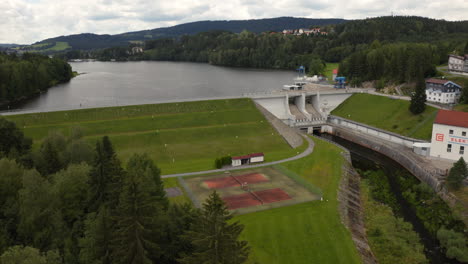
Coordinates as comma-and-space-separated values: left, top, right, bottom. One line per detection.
111, 154, 163, 264
126, 153, 168, 209
180, 191, 249, 264
409, 76, 427, 115
87, 136, 124, 212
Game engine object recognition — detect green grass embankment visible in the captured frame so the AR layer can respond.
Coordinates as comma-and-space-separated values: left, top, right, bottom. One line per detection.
324, 62, 339, 82
455, 104, 468, 112
331, 93, 438, 140
6, 99, 297, 174
235, 138, 361, 264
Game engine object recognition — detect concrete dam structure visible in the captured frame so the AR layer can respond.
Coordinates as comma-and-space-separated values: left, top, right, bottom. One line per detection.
248, 88, 354, 129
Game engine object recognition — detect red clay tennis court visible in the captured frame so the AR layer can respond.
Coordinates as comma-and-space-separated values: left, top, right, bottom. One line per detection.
223, 193, 262, 209
255, 188, 291, 203
222, 188, 292, 210
204, 173, 268, 189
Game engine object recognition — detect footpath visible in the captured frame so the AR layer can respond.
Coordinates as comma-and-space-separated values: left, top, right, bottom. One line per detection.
161, 135, 314, 179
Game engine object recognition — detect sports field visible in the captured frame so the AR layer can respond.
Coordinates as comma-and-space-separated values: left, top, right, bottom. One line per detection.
183, 167, 320, 214
6, 99, 304, 174
332, 93, 438, 140
235, 138, 361, 264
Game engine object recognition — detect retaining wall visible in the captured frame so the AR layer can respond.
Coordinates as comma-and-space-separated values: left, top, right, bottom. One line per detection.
312, 135, 377, 264
326, 125, 442, 191
328, 115, 428, 148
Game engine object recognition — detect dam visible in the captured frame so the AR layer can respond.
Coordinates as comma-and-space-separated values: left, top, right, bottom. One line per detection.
247, 83, 359, 131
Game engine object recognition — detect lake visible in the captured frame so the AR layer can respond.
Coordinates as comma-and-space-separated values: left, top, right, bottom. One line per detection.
7, 61, 296, 114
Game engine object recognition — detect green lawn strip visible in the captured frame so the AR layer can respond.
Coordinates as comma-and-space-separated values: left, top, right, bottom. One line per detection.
361, 179, 427, 264
78, 122, 293, 174
324, 62, 339, 81
7, 98, 253, 126
454, 104, 468, 112
331, 93, 437, 140
407, 109, 438, 139
273, 164, 323, 197
8, 98, 302, 175
163, 178, 191, 205
234, 138, 361, 264
50, 42, 71, 51
20, 109, 265, 140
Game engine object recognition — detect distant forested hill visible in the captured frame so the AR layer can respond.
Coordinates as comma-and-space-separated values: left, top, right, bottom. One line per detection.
74, 16, 466, 85
31, 17, 346, 51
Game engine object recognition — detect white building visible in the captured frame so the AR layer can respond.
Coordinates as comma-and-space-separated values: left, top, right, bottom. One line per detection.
430, 110, 468, 161
425, 78, 461, 104
231, 153, 264, 167
448, 54, 468, 73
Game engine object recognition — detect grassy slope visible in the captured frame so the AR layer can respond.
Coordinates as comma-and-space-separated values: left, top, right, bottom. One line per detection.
331, 93, 438, 140
6, 99, 297, 174
24, 41, 71, 52
324, 62, 339, 82
455, 104, 468, 112
235, 138, 361, 264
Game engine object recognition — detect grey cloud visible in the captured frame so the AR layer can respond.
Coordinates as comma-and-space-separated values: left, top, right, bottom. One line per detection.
88, 14, 122, 21
1, 0, 467, 44
140, 14, 185, 22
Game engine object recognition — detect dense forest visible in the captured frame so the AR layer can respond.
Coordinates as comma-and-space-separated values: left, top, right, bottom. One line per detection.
0, 119, 249, 263
0, 53, 73, 108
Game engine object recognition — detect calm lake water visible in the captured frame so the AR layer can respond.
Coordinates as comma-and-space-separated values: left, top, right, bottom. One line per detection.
7, 61, 296, 114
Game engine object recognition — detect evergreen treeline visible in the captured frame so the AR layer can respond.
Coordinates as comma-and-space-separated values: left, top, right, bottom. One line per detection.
0, 53, 73, 107
339, 42, 438, 85
0, 119, 249, 264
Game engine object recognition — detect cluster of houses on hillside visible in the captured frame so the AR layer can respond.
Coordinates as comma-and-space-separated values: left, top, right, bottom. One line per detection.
282, 28, 328, 36
448, 54, 468, 75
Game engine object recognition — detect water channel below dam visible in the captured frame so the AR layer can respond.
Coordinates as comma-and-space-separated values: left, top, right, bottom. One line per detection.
318, 133, 462, 264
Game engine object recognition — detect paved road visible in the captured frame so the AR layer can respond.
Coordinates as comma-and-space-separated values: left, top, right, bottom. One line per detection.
161, 134, 314, 179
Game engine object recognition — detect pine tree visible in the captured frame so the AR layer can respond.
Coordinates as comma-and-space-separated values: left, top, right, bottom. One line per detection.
87, 136, 124, 212
40, 140, 62, 176
447, 157, 468, 190
111, 154, 163, 264
409, 77, 426, 115
180, 191, 249, 264
160, 203, 199, 263
126, 153, 168, 209
79, 206, 113, 264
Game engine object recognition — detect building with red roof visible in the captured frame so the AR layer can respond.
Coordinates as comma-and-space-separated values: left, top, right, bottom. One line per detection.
232, 153, 264, 167
430, 110, 468, 161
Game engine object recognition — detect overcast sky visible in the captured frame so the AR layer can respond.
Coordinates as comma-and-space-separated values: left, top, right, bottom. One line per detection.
1, 0, 467, 44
